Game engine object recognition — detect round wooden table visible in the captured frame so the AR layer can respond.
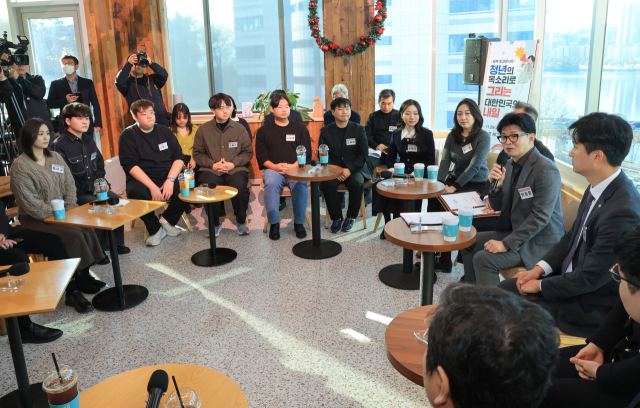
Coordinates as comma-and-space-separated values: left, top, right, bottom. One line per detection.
180, 186, 238, 267
285, 164, 344, 259
385, 218, 476, 305
376, 180, 446, 290
79, 364, 248, 408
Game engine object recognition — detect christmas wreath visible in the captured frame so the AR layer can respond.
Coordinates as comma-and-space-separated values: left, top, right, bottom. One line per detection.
308, 0, 387, 57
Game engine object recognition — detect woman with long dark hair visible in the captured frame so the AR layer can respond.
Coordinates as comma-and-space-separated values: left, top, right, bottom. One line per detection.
170, 103, 199, 169
10, 118, 107, 312
373, 99, 436, 239
428, 98, 491, 271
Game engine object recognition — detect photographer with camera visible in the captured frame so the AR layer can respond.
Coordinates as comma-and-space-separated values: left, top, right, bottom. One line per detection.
115, 51, 169, 125
47, 54, 102, 139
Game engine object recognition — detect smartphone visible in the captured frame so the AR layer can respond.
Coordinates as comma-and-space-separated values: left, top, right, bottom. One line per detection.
73, 92, 84, 103
12, 238, 23, 243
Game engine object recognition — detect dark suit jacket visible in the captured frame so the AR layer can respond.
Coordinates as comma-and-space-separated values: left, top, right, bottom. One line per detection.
385, 127, 436, 174
540, 171, 640, 335
628, 392, 640, 408
5, 74, 54, 133
47, 75, 102, 135
263, 110, 303, 124
490, 148, 565, 269
318, 122, 371, 180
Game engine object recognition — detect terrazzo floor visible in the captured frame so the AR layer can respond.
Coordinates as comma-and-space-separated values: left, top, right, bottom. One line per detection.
0, 186, 466, 408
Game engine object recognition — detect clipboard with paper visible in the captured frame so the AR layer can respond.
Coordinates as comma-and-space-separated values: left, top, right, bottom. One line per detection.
437, 191, 500, 218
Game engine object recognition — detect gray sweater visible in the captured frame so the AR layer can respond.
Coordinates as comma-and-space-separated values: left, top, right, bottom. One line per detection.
437, 129, 490, 188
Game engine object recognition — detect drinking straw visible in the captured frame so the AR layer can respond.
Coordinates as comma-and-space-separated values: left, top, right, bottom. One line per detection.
51, 353, 63, 385
172, 376, 185, 408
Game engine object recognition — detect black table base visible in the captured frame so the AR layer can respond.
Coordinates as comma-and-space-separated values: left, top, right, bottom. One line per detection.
378, 262, 420, 290
419, 252, 436, 306
191, 202, 237, 267
92, 229, 148, 311
92, 285, 149, 312
0, 383, 48, 408
291, 180, 342, 260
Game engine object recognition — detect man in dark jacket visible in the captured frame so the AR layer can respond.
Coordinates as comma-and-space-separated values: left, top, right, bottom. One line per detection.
47, 54, 102, 138
52, 103, 129, 257
319, 98, 370, 233
540, 224, 640, 408
115, 53, 169, 125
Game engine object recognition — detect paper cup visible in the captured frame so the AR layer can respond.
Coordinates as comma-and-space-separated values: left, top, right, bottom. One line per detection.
442, 215, 459, 242
51, 199, 65, 220
427, 165, 438, 184
394, 163, 405, 174
413, 163, 425, 181
96, 191, 108, 201
458, 206, 473, 232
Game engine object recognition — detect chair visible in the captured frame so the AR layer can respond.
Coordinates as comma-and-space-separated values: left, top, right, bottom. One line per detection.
324, 180, 371, 230
486, 152, 499, 172
499, 199, 582, 280
262, 182, 311, 233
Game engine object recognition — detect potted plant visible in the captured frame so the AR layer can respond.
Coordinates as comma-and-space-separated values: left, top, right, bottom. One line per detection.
252, 87, 314, 121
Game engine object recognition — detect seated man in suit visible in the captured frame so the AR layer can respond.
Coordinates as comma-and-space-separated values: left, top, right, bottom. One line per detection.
119, 99, 189, 246
47, 54, 102, 139
323, 84, 361, 125
193, 94, 253, 237
319, 98, 371, 233
0, 202, 93, 343
52, 102, 129, 264
540, 224, 640, 408
423, 283, 558, 408
255, 92, 312, 240
461, 113, 564, 286
502, 112, 640, 337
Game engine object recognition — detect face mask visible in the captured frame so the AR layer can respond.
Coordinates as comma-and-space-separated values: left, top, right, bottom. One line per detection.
62, 65, 75, 75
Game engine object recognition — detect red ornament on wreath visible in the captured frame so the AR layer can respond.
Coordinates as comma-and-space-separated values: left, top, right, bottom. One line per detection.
309, 2, 316, 7
309, 19, 315, 24
316, 39, 321, 45
360, 36, 365, 41
374, 14, 382, 22
360, 41, 366, 46
313, 26, 319, 32
313, 33, 319, 38
383, 12, 387, 17
321, 44, 329, 52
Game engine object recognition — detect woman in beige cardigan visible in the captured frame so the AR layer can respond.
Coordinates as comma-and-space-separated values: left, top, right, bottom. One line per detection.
10, 118, 107, 305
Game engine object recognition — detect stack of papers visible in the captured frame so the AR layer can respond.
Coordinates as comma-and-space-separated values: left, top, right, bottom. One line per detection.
400, 212, 453, 226
439, 191, 485, 211
368, 148, 382, 158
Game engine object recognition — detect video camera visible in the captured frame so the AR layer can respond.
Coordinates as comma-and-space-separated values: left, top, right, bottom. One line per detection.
136, 50, 149, 69
0, 32, 29, 66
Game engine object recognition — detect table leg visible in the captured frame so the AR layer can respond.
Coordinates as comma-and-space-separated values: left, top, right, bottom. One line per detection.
191, 202, 237, 267
291, 181, 342, 260
92, 230, 149, 312
378, 199, 420, 290
420, 252, 436, 306
0, 317, 49, 408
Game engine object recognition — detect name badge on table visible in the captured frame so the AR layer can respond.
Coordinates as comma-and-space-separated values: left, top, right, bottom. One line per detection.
52, 164, 64, 173
389, 126, 397, 132
158, 142, 168, 151
462, 143, 473, 154
91, 152, 97, 161
286, 134, 296, 142
228, 142, 238, 148
346, 138, 356, 146
407, 144, 418, 152
518, 187, 534, 199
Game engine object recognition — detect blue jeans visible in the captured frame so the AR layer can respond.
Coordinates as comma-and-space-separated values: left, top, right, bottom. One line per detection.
263, 168, 308, 224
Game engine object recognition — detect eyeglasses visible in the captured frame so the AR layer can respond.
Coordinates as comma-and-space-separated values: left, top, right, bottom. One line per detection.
498, 133, 529, 144
610, 263, 638, 287
138, 111, 155, 118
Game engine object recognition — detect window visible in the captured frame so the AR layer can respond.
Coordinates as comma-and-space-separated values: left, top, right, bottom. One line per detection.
448, 74, 478, 92
449, 32, 496, 53
236, 46, 266, 60
235, 16, 263, 31
450, 0, 499, 14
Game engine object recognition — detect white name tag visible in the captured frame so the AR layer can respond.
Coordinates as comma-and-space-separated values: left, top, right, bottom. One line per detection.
228, 142, 238, 148
52, 164, 64, 174
462, 143, 473, 154
286, 134, 296, 142
346, 138, 356, 146
159, 142, 168, 151
518, 187, 534, 199
91, 152, 97, 161
407, 144, 418, 152
389, 126, 397, 132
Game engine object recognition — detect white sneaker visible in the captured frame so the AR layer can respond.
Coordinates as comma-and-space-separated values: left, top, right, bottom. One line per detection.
163, 223, 183, 237
146, 227, 167, 246
236, 223, 250, 236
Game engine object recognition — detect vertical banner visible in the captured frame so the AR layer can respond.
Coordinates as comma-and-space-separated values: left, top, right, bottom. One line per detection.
480, 40, 540, 147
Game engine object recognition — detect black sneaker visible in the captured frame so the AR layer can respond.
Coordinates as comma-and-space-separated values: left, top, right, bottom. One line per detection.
117, 245, 131, 254
65, 291, 94, 313
82, 270, 106, 288
294, 223, 307, 239
269, 223, 280, 240
341, 217, 355, 231
380, 229, 386, 240
330, 218, 344, 233
75, 274, 100, 294
20, 323, 63, 344
434, 262, 453, 273
97, 254, 110, 265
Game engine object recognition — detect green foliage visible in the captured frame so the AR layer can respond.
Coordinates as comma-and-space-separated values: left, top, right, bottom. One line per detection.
252, 85, 313, 121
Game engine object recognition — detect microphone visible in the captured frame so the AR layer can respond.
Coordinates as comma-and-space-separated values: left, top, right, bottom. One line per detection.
489, 150, 510, 196
310, 159, 319, 166
146, 370, 168, 408
380, 170, 413, 180
0, 262, 30, 278
107, 196, 119, 206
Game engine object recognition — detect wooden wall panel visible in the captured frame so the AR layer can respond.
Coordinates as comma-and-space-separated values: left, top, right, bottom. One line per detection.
323, 0, 375, 126
83, 0, 170, 160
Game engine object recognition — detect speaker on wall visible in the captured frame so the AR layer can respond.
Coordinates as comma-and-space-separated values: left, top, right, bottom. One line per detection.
462, 35, 500, 85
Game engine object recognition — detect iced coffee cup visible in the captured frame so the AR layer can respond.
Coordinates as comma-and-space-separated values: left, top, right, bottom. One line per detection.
319, 144, 329, 167
178, 174, 189, 197
296, 145, 307, 168
43, 364, 79, 408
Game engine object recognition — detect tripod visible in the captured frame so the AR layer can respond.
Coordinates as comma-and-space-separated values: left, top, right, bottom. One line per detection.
0, 102, 19, 177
